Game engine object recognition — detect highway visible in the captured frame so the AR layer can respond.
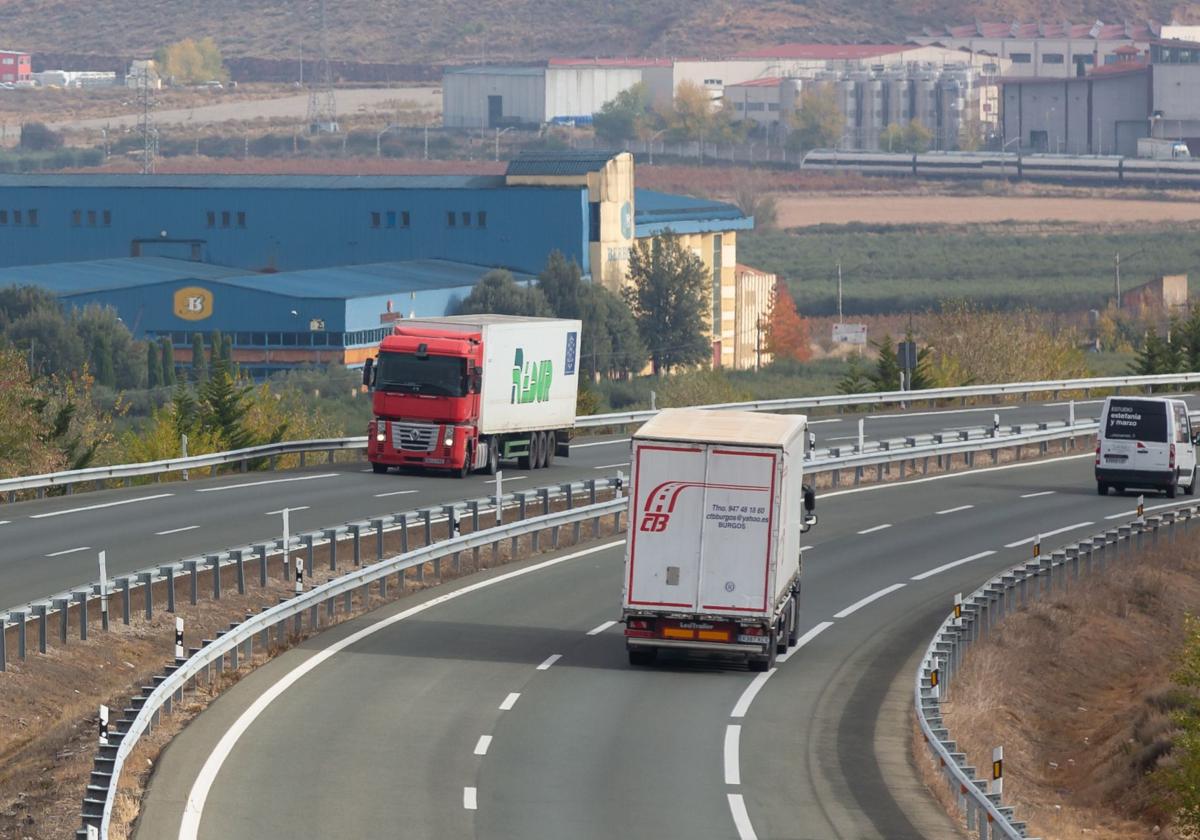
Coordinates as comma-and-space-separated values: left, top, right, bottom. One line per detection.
132, 450, 1173, 840
5, 394, 1191, 612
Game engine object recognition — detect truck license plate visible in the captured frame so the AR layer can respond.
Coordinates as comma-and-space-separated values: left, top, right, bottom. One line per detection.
737, 634, 765, 645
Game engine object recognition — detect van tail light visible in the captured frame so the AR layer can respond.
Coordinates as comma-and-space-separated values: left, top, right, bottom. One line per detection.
1171, 443, 1177, 470
1095, 443, 1101, 466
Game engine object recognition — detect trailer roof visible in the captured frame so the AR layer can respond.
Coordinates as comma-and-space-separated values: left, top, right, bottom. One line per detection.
634, 408, 806, 447
395, 314, 580, 334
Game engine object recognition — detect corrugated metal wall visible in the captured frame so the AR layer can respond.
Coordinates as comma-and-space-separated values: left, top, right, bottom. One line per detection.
0, 183, 590, 276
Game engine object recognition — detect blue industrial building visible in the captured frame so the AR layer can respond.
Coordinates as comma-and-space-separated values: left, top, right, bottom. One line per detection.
0, 152, 756, 375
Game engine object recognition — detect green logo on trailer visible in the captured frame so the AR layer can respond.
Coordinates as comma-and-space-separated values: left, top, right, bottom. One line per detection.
512, 348, 553, 404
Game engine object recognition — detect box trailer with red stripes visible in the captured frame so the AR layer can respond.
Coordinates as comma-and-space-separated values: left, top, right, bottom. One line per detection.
621, 408, 816, 671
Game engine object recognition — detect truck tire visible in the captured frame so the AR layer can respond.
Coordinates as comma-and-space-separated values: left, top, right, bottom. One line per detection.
484, 439, 498, 476
544, 431, 556, 468
786, 595, 800, 647
372, 462, 388, 474
628, 648, 657, 667
749, 632, 778, 672
533, 431, 547, 469
456, 446, 471, 479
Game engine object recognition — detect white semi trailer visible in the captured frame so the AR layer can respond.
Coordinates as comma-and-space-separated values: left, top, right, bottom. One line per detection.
621, 408, 817, 671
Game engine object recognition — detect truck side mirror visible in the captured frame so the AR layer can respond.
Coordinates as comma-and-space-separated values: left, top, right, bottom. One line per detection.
802, 513, 818, 533
362, 357, 375, 389
803, 484, 816, 513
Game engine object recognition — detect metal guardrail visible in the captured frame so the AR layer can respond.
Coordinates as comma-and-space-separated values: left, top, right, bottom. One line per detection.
915, 501, 1200, 838
2, 372, 1196, 499
82, 495, 627, 838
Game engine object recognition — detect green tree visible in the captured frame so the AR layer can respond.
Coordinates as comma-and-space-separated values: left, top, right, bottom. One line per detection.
73, 304, 142, 389
191, 332, 208, 382
577, 283, 647, 379
788, 86, 846, 152
156, 37, 228, 84
1181, 307, 1200, 372
19, 122, 63, 151
456, 269, 553, 317
593, 82, 653, 146
160, 338, 176, 385
222, 334, 234, 368
657, 369, 750, 407
837, 354, 875, 394
198, 359, 255, 450
623, 232, 711, 375
1131, 327, 1178, 376
147, 342, 162, 389
662, 80, 713, 142
90, 332, 116, 388
881, 119, 934, 153
537, 250, 583, 318
870, 334, 902, 390
210, 330, 225, 365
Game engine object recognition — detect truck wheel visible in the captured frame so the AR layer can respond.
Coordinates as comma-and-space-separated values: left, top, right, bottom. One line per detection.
371, 462, 388, 475
544, 432, 556, 468
749, 632, 778, 672
456, 446, 471, 479
484, 439, 499, 476
1096, 481, 1108, 496
628, 648, 657, 667
533, 431, 546, 469
786, 595, 800, 647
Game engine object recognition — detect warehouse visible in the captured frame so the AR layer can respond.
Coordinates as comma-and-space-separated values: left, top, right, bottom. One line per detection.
0, 152, 763, 372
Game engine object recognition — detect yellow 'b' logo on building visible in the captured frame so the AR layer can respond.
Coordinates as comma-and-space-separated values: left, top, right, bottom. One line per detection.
174, 287, 213, 321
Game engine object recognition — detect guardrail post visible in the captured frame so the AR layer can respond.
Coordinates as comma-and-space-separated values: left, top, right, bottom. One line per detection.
518, 492, 528, 522
589, 479, 600, 536
118, 577, 130, 625
470, 500, 480, 533
255, 544, 268, 587
233, 549, 246, 594
208, 554, 222, 600
564, 483, 577, 544
350, 525, 362, 567
299, 451, 306, 468
33, 604, 47, 653
422, 509, 433, 546
73, 591, 88, 641
324, 529, 338, 570
52, 597, 68, 643
156, 564, 177, 613
184, 560, 199, 605
137, 573, 153, 619
371, 518, 385, 560
444, 505, 458, 540
9, 611, 26, 660
303, 534, 315, 577
398, 515, 409, 554
0, 619, 5, 670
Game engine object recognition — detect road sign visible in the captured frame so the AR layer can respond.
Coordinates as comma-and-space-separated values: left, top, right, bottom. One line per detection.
832, 323, 867, 345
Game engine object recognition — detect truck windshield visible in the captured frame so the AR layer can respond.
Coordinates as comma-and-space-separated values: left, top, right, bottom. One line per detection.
376, 352, 467, 397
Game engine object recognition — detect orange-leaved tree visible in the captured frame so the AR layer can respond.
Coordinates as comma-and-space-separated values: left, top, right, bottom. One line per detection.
764, 281, 812, 363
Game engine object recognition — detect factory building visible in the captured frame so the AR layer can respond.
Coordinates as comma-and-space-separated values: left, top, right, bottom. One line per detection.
0, 49, 31, 84
0, 152, 762, 373
1000, 38, 1200, 155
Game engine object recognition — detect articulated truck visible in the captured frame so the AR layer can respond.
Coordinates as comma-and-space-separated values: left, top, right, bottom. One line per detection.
621, 408, 817, 671
362, 315, 582, 477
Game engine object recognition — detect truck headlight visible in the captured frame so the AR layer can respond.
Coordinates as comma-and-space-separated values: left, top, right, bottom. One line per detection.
375, 432, 385, 442
444, 433, 455, 447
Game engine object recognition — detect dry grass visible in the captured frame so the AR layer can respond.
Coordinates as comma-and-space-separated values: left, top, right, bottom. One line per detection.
936, 533, 1200, 839
0, 490, 619, 839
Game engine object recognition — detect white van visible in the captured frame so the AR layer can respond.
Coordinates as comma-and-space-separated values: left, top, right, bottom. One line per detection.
1096, 396, 1197, 497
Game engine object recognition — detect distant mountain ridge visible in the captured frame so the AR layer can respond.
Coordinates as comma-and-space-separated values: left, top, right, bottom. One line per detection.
5, 0, 1194, 68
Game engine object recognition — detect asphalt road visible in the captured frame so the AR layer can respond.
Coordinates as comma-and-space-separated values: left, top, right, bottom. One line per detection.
4, 393, 1195, 613
133, 449, 1173, 840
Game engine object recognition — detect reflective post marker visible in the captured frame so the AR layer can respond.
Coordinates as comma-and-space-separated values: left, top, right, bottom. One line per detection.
1068, 399, 1075, 427
992, 413, 1000, 437
97, 551, 109, 632
992, 745, 1004, 796
1137, 495, 1145, 525
1033, 535, 1041, 560
98, 705, 109, 746
282, 508, 291, 581
294, 556, 304, 594
495, 470, 503, 527
858, 418, 865, 452
174, 617, 184, 660
180, 433, 189, 481
616, 470, 625, 499
953, 592, 963, 623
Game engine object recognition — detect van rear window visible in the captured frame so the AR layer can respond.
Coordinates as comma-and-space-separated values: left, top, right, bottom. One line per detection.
1105, 400, 1168, 442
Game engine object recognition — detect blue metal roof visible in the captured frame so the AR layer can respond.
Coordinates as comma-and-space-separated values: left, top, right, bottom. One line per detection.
0, 174, 508, 190
506, 150, 620, 177
634, 189, 754, 235
217, 259, 534, 299
0, 257, 250, 295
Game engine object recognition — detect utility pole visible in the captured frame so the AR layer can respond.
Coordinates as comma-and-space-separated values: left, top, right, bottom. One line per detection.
305, 0, 338, 134
1115, 252, 1121, 308
138, 72, 155, 174
837, 261, 843, 324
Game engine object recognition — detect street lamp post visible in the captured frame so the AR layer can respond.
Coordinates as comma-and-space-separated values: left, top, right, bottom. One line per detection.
494, 126, 514, 161
647, 128, 668, 165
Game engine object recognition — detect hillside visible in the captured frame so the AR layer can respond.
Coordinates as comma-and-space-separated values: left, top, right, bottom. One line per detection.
5, 0, 1199, 68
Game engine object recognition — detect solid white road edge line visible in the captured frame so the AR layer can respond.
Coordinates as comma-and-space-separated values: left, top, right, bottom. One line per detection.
592, 462, 630, 470
473, 736, 492, 756
29, 493, 174, 519
155, 525, 201, 536
936, 505, 973, 515
1004, 522, 1093, 549
911, 551, 997, 581
724, 725, 742, 785
833, 583, 907, 619
174, 539, 623, 840
587, 620, 616, 635
463, 787, 477, 810
374, 490, 418, 498
857, 523, 892, 535
820, 452, 1091, 499
1020, 491, 1056, 498
866, 406, 1018, 420
194, 473, 339, 493
727, 793, 758, 840
570, 438, 630, 448
536, 654, 562, 670
1105, 499, 1196, 521
731, 622, 834, 717
498, 692, 521, 711
776, 622, 834, 665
